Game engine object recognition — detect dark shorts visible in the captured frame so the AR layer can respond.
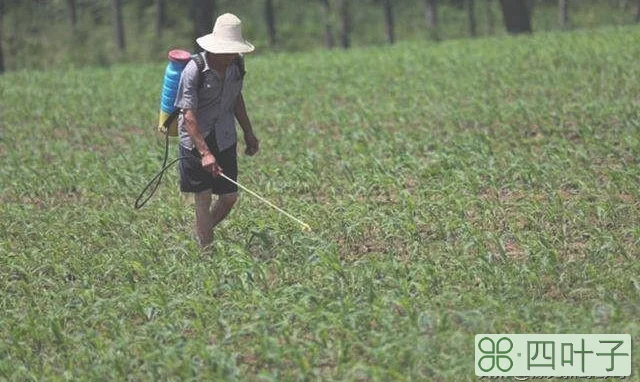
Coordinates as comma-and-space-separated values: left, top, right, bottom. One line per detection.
179, 134, 238, 195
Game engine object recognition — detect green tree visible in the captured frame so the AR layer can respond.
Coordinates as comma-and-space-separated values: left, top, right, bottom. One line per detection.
486, 0, 495, 34
499, 0, 532, 34
559, 0, 569, 29
320, 0, 334, 48
339, 0, 351, 48
265, 0, 276, 47
155, 0, 165, 40
0, 0, 4, 74
192, 0, 216, 51
383, 0, 395, 44
67, 0, 77, 33
112, 0, 126, 53
468, 0, 477, 36
424, 0, 439, 40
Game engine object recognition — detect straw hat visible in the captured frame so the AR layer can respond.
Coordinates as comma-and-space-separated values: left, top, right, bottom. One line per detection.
196, 13, 255, 54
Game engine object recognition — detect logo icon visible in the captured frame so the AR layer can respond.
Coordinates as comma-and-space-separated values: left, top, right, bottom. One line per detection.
478, 336, 514, 372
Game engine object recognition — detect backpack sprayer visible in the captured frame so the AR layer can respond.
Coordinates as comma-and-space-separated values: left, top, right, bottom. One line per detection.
134, 49, 311, 232
134, 49, 190, 210
158, 49, 191, 137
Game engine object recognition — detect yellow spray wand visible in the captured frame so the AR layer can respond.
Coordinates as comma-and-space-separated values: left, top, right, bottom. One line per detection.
219, 173, 311, 232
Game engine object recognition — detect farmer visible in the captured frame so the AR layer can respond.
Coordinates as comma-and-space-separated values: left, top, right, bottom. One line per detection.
175, 13, 259, 248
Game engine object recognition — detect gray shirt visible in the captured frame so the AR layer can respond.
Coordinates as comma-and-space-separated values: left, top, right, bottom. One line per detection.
174, 52, 244, 152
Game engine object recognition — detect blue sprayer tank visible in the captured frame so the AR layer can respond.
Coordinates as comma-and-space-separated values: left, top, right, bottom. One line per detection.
157, 49, 191, 136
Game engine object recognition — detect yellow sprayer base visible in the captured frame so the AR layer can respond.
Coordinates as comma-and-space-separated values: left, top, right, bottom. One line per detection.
157, 110, 178, 137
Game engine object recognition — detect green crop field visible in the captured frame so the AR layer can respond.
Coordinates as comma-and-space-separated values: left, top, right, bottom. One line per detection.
1, 25, 639, 380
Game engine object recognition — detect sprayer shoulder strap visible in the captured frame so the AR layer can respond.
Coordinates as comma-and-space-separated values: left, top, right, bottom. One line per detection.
190, 53, 246, 89
191, 53, 206, 89
236, 55, 246, 78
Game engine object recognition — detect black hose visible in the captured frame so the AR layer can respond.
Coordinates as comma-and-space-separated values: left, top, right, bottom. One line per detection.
134, 112, 184, 209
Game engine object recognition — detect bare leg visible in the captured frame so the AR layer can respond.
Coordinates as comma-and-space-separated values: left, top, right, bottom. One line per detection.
210, 192, 238, 230
194, 190, 214, 248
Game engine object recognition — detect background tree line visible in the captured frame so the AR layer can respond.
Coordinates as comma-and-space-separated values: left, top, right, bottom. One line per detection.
1, 0, 639, 73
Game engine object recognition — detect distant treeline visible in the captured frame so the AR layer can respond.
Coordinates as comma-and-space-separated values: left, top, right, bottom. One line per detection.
0, 0, 638, 72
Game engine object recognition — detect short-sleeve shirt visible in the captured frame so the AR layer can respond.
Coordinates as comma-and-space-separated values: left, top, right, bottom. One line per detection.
174, 52, 244, 152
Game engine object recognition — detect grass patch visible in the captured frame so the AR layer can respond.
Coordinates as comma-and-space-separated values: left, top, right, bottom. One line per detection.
1, 25, 639, 380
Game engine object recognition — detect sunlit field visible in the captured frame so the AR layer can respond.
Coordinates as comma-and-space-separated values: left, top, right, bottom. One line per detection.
1, 26, 639, 380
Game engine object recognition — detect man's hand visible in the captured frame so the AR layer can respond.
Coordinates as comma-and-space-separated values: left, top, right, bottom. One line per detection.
244, 133, 260, 156
202, 152, 223, 177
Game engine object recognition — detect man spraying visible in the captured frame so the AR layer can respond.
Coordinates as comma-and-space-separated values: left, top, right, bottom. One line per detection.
175, 13, 259, 248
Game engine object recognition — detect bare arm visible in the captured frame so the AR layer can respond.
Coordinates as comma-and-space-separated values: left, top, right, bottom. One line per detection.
234, 92, 259, 156
234, 93, 254, 136
183, 109, 221, 175
184, 109, 210, 157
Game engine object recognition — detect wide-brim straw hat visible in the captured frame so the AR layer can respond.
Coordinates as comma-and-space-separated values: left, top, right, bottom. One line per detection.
196, 13, 255, 54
